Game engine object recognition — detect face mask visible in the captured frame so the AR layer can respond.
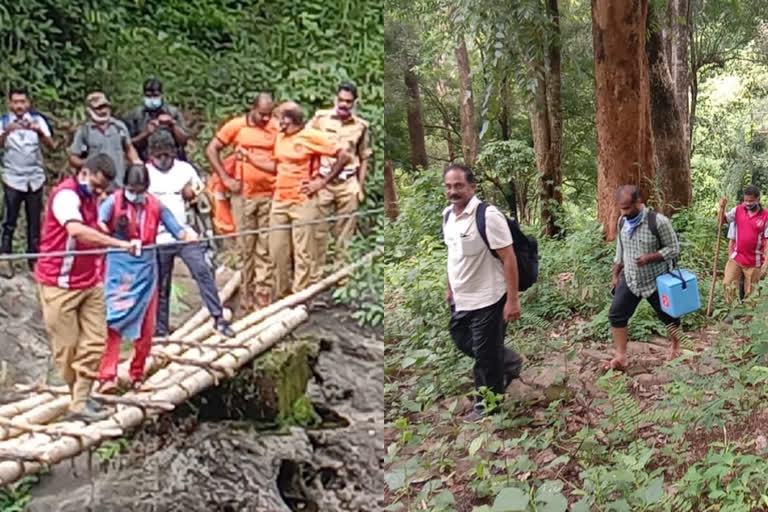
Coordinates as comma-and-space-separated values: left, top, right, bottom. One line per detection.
746, 203, 759, 211
77, 179, 93, 197
87, 107, 110, 123
624, 210, 641, 220
153, 155, 174, 172
125, 191, 146, 203
144, 96, 163, 110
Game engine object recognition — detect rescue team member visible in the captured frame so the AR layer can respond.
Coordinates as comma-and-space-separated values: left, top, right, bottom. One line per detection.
0, 86, 55, 276
205, 93, 278, 310
443, 164, 522, 422
146, 132, 235, 338
97, 164, 197, 393
35, 154, 140, 421
268, 102, 350, 300
607, 185, 681, 370
123, 77, 189, 162
69, 92, 142, 189
719, 187, 768, 315
308, 82, 372, 281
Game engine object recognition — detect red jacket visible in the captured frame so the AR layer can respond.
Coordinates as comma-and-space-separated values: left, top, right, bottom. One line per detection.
107, 190, 163, 245
35, 178, 102, 289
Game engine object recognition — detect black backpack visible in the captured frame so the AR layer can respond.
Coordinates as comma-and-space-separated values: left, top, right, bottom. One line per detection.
444, 202, 539, 291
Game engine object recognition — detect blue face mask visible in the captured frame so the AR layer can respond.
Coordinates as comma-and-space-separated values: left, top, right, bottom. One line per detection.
78, 180, 93, 197
144, 96, 162, 110
125, 190, 146, 203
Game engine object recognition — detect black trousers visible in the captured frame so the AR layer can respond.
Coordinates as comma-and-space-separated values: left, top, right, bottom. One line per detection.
608, 277, 681, 328
155, 242, 223, 336
1, 183, 43, 269
449, 295, 522, 404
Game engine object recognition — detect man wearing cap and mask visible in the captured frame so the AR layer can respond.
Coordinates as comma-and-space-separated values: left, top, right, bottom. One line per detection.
146, 131, 235, 339
307, 82, 372, 280
69, 92, 141, 189
123, 78, 189, 162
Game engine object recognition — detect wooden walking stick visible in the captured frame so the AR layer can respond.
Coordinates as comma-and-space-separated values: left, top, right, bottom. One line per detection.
706, 201, 726, 316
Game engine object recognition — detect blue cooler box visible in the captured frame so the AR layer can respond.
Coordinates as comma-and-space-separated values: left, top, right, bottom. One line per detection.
656, 269, 701, 318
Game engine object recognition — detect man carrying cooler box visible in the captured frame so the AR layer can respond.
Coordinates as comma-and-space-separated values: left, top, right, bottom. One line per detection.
605, 185, 681, 371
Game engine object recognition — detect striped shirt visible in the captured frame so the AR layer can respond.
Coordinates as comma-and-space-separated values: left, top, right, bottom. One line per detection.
614, 207, 680, 298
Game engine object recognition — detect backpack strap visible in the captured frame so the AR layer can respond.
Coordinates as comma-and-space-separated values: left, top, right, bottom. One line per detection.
443, 209, 451, 225
647, 210, 660, 247
475, 202, 501, 259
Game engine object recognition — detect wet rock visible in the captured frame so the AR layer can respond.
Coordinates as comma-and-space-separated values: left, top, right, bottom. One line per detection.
0, 274, 51, 386
26, 307, 384, 512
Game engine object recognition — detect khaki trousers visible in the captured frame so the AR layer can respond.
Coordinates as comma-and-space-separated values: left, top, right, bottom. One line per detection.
723, 259, 761, 305
232, 194, 273, 298
269, 198, 318, 300
311, 177, 360, 282
38, 284, 106, 412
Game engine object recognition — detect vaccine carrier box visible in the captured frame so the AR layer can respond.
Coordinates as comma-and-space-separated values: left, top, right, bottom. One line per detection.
656, 269, 701, 318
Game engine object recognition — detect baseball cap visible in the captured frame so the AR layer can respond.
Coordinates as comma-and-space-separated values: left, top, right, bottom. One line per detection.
86, 92, 111, 109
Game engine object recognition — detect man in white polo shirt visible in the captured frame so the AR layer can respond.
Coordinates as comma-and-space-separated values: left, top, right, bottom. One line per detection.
443, 164, 523, 422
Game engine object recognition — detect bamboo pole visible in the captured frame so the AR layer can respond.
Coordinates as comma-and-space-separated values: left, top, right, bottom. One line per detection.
0, 307, 309, 485
0, 393, 57, 418
707, 202, 727, 316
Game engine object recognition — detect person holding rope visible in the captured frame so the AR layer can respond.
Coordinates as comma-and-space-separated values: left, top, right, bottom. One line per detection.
718, 187, 768, 320
35, 154, 141, 421
96, 164, 198, 393
146, 132, 235, 338
205, 93, 278, 310
606, 185, 681, 371
267, 101, 350, 300
307, 82, 372, 281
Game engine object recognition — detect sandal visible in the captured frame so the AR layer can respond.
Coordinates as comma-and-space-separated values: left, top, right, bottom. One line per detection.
131, 380, 145, 392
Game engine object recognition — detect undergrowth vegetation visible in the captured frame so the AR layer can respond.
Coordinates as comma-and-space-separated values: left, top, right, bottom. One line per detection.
384, 168, 768, 511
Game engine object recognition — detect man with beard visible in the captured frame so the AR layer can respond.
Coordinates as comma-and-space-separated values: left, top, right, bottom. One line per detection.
123, 77, 189, 161
0, 86, 55, 276
146, 131, 235, 338
69, 92, 141, 189
205, 93, 278, 310
307, 82, 372, 281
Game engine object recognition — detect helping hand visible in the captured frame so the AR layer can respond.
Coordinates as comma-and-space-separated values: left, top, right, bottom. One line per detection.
182, 229, 199, 242
125, 239, 142, 257
300, 178, 324, 196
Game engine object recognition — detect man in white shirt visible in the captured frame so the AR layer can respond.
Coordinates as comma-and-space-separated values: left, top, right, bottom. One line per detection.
443, 164, 523, 422
146, 132, 234, 338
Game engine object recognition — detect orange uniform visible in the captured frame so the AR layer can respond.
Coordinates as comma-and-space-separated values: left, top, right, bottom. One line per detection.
273, 128, 340, 203
215, 116, 278, 198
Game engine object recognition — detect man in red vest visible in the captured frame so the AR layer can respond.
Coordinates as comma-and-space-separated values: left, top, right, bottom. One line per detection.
36, 153, 140, 421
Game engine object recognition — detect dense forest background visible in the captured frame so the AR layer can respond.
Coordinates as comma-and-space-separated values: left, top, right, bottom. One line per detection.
384, 1, 768, 510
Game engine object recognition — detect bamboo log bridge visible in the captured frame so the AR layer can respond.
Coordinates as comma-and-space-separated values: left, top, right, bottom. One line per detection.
0, 249, 380, 487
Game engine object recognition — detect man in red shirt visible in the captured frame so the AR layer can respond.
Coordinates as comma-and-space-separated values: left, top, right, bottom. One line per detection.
36, 154, 139, 421
719, 185, 768, 308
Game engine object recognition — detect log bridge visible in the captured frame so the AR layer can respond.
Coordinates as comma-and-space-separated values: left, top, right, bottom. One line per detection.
0, 250, 379, 487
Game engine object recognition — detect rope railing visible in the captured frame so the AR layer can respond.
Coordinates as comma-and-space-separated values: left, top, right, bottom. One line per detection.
0, 208, 383, 261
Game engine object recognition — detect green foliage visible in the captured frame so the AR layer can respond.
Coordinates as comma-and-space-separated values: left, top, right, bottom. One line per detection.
0, 475, 38, 512
95, 438, 130, 462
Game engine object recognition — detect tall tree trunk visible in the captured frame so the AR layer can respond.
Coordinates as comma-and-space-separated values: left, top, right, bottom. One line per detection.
592, 0, 655, 241
436, 77, 456, 161
666, 0, 690, 144
455, 35, 478, 165
528, 0, 563, 237
499, 76, 510, 141
404, 67, 428, 169
648, 13, 691, 216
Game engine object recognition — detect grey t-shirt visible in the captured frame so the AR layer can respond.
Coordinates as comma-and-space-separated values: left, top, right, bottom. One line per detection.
69, 117, 130, 185
0, 111, 51, 191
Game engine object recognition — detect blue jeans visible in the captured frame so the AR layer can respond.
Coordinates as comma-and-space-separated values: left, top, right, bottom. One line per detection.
155, 242, 223, 336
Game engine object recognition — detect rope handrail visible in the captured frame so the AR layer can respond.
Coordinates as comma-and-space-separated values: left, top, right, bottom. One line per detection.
0, 208, 383, 261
